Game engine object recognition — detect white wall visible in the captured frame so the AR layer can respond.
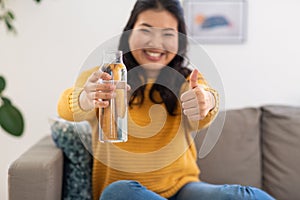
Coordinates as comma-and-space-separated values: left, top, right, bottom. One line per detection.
204, 0, 300, 108
0, 0, 299, 199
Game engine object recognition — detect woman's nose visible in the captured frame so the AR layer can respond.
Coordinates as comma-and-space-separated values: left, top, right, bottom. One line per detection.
147, 32, 164, 49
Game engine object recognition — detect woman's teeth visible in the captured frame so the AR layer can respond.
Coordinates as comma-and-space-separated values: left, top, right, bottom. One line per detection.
145, 51, 161, 57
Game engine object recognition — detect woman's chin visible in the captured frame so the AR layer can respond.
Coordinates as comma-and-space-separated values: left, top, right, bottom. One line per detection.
140, 64, 165, 78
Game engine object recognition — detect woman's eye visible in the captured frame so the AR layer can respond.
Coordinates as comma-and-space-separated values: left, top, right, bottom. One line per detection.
139, 29, 150, 33
164, 33, 175, 37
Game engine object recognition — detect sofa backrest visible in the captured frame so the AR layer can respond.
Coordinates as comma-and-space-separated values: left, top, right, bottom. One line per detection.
195, 107, 262, 188
196, 105, 300, 200
261, 105, 300, 200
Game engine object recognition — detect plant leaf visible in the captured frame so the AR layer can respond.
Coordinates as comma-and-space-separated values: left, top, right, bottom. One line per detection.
0, 76, 5, 94
4, 17, 13, 30
0, 104, 24, 136
7, 11, 14, 20
1, 96, 12, 105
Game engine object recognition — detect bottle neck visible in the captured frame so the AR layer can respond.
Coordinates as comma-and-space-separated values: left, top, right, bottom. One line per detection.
103, 50, 123, 64
116, 54, 123, 63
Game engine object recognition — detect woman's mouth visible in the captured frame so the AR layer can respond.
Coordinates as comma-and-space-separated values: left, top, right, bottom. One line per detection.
144, 50, 164, 61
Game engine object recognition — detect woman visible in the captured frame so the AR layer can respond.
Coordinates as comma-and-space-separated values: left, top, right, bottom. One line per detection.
57, 0, 274, 199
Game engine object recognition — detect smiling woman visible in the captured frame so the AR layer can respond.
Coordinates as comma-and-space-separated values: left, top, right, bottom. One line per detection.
56, 0, 275, 199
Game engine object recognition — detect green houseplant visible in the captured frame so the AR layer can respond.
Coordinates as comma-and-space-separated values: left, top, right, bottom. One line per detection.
0, 0, 42, 33
1, 0, 42, 136
0, 76, 24, 136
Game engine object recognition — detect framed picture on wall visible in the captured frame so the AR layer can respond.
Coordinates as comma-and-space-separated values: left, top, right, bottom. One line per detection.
183, 0, 247, 44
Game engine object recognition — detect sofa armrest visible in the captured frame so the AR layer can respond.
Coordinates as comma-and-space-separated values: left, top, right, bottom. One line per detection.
8, 135, 63, 200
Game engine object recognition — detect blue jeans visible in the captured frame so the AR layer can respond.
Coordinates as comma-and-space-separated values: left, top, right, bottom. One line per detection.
99, 180, 275, 200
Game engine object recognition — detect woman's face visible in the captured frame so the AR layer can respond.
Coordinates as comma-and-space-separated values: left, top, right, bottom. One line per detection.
129, 9, 179, 78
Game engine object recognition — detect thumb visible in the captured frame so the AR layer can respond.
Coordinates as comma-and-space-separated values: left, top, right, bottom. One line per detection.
189, 69, 199, 89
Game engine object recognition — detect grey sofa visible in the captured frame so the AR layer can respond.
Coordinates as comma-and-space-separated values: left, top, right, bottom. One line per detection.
8, 105, 300, 200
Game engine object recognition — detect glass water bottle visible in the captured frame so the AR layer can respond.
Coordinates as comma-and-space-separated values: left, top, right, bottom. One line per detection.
99, 50, 128, 143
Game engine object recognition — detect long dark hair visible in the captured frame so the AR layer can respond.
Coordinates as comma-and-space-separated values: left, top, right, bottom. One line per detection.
118, 0, 191, 115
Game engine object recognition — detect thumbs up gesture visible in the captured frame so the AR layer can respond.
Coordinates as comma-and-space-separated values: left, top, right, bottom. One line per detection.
180, 69, 215, 121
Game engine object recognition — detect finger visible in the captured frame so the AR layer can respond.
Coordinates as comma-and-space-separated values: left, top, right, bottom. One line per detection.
180, 90, 196, 102
89, 71, 103, 82
183, 107, 199, 116
100, 72, 112, 80
94, 100, 109, 108
85, 83, 115, 92
189, 69, 199, 89
87, 91, 115, 101
182, 98, 198, 109
198, 102, 209, 112
194, 87, 206, 102
188, 110, 209, 121
89, 71, 111, 82
95, 91, 116, 100
127, 84, 131, 92
97, 82, 116, 92
188, 114, 203, 121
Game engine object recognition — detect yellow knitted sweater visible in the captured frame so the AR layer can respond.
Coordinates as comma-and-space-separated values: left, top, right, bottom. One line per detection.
57, 66, 219, 200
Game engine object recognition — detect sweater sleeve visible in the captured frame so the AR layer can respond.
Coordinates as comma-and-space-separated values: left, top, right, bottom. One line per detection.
57, 66, 100, 122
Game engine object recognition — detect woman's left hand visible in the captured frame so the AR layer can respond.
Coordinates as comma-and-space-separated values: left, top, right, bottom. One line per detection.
180, 69, 215, 121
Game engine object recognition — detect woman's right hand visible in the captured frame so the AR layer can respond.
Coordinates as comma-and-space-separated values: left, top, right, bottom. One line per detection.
79, 71, 115, 111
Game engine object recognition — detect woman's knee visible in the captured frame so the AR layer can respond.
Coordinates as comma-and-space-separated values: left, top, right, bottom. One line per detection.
219, 184, 274, 200
106, 180, 138, 190
100, 180, 142, 200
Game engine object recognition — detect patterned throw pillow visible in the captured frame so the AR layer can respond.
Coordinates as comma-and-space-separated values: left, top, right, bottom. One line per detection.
50, 117, 93, 200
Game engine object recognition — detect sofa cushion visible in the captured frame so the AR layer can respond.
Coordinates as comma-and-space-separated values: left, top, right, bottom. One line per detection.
196, 108, 262, 188
262, 105, 300, 199
50, 117, 92, 200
